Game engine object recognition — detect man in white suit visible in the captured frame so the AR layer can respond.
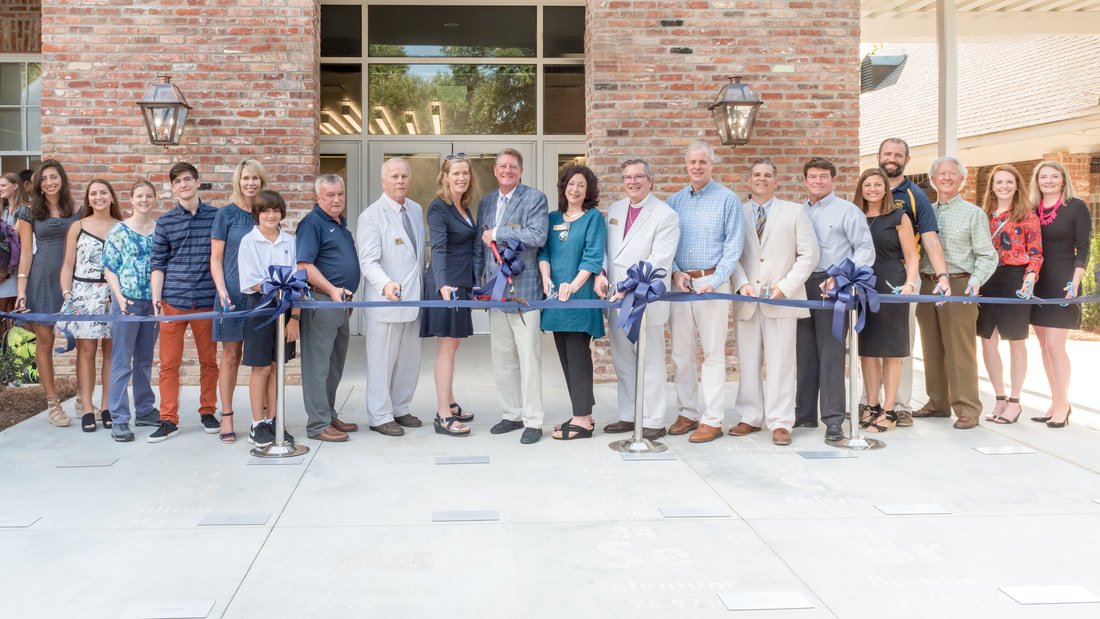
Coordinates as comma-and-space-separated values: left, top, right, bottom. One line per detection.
731, 158, 819, 446
594, 158, 680, 439
356, 158, 425, 436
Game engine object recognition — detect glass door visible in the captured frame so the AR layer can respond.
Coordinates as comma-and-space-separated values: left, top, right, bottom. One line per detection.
319, 140, 363, 334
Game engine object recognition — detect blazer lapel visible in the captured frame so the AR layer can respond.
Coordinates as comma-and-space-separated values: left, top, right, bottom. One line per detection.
620, 195, 655, 254
498, 186, 522, 225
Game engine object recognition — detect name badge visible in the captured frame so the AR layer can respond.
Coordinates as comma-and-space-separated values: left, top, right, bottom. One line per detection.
609, 218, 619, 225
508, 222, 521, 228
394, 238, 405, 246
552, 224, 568, 231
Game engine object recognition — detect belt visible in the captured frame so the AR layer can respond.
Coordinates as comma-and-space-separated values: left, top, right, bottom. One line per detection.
920, 272, 970, 282
683, 267, 716, 278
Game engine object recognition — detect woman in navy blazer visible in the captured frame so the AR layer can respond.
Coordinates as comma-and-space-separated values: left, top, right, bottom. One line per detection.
420, 155, 480, 436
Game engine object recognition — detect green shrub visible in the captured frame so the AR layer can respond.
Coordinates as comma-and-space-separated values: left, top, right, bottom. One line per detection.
1080, 231, 1100, 332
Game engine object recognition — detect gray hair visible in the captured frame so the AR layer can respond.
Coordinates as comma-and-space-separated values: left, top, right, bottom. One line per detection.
314, 173, 345, 195
620, 158, 654, 181
749, 157, 777, 176
380, 157, 410, 180
685, 140, 716, 163
928, 156, 967, 188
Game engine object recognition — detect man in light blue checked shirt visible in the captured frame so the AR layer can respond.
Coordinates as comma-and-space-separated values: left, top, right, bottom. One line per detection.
667, 141, 745, 443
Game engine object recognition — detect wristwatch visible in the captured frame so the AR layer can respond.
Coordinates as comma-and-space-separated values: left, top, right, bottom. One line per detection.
289, 314, 301, 321
936, 272, 949, 280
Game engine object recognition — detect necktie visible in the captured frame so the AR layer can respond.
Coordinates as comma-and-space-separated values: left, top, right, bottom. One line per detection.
755, 204, 767, 239
400, 205, 417, 254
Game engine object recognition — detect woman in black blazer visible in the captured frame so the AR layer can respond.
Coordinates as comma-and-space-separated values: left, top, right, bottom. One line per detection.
420, 155, 480, 436
1028, 160, 1091, 428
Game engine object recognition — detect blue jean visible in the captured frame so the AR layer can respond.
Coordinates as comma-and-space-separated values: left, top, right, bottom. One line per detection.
108, 298, 159, 424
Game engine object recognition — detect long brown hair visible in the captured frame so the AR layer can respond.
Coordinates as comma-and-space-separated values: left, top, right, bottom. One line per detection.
82, 179, 124, 220
981, 164, 1032, 223
435, 156, 479, 212
30, 159, 76, 220
853, 168, 896, 215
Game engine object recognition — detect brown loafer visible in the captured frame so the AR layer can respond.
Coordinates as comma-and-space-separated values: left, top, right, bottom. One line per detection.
772, 428, 792, 445
604, 420, 635, 434
311, 425, 349, 442
330, 418, 359, 433
668, 415, 699, 435
688, 424, 722, 443
911, 405, 950, 418
728, 422, 761, 436
393, 414, 422, 428
642, 426, 667, 440
369, 421, 404, 436
953, 416, 978, 430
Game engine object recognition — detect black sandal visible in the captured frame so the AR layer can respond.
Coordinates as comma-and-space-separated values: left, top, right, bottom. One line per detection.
984, 395, 1008, 422
81, 413, 97, 433
449, 402, 474, 422
553, 420, 594, 440
993, 398, 1022, 424
865, 409, 897, 433
859, 404, 881, 428
100, 409, 112, 429
220, 412, 236, 444
434, 414, 470, 437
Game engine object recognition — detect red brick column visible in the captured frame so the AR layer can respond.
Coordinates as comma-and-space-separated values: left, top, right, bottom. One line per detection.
0, 0, 40, 53
39, 0, 321, 385
585, 0, 861, 382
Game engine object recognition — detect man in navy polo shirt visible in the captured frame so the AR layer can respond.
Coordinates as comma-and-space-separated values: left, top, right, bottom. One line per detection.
296, 174, 361, 442
876, 138, 949, 427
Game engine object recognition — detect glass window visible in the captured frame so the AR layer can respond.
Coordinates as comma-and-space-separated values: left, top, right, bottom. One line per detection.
320, 65, 363, 135
0, 64, 22, 105
368, 64, 536, 135
544, 66, 584, 135
368, 5, 536, 57
0, 61, 41, 162
321, 5, 362, 57
544, 6, 585, 58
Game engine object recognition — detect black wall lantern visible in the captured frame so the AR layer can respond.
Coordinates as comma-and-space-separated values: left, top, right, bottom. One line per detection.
708, 76, 763, 147
137, 75, 192, 147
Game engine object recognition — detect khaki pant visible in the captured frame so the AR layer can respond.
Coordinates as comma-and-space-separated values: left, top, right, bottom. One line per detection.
915, 277, 981, 419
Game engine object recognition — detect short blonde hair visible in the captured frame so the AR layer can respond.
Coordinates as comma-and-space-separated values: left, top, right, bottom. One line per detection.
1029, 160, 1077, 206
230, 159, 268, 207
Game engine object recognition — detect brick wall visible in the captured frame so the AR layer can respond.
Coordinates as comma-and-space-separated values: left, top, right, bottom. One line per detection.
39, 0, 320, 386
585, 0, 861, 381
0, 0, 40, 54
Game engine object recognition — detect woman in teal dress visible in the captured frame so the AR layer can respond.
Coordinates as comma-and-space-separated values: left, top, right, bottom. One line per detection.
538, 166, 606, 440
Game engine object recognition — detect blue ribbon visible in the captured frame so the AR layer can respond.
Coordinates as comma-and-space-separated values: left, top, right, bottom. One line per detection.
474, 238, 526, 301
825, 259, 880, 342
253, 265, 310, 328
614, 261, 667, 344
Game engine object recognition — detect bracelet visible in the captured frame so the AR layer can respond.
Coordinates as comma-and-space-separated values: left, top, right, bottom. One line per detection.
936, 272, 949, 279
62, 290, 71, 296
17, 273, 27, 279
289, 314, 301, 321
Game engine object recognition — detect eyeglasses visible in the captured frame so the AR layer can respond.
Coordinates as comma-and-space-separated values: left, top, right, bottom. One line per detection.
445, 152, 467, 161
622, 174, 648, 182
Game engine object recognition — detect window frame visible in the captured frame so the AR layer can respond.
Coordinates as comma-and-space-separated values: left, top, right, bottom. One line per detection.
0, 54, 43, 170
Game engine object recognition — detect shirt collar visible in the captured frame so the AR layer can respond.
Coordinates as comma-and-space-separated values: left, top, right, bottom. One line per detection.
311, 203, 346, 227
629, 194, 651, 209
245, 225, 293, 245
689, 180, 716, 197
806, 192, 836, 208
937, 194, 965, 208
892, 177, 914, 194
499, 186, 518, 201
173, 200, 213, 216
380, 193, 406, 214
749, 197, 774, 211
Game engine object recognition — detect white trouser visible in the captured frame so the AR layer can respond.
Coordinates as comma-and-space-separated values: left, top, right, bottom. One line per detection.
364, 319, 421, 426
608, 307, 668, 429
669, 279, 731, 427
489, 309, 544, 427
735, 311, 797, 431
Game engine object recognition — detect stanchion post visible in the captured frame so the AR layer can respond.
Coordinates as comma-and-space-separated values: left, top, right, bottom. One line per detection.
252, 290, 309, 458
610, 311, 669, 454
830, 284, 884, 451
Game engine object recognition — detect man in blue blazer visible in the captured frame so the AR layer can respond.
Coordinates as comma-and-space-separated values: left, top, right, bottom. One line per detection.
473, 148, 550, 444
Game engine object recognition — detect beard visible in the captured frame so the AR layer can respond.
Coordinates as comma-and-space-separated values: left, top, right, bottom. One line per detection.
880, 161, 904, 178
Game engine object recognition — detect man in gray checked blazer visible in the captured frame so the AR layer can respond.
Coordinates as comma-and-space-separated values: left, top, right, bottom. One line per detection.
473, 148, 550, 444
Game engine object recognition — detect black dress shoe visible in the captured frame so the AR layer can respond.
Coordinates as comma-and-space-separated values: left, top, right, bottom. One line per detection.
824, 423, 844, 441
490, 419, 524, 434
520, 427, 542, 444
793, 420, 818, 428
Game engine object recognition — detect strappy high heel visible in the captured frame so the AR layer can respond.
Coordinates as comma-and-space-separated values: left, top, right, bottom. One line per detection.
448, 402, 474, 422
46, 395, 71, 427
859, 404, 881, 429
984, 395, 1008, 422
865, 409, 897, 433
992, 397, 1022, 424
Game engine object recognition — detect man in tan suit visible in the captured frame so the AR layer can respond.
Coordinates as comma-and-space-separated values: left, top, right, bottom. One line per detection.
731, 158, 819, 445
594, 158, 680, 438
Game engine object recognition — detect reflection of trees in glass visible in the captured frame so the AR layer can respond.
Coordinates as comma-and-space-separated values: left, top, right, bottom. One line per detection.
368, 60, 535, 135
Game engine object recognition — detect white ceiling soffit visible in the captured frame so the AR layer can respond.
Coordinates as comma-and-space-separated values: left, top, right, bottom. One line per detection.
862, 1, 1100, 39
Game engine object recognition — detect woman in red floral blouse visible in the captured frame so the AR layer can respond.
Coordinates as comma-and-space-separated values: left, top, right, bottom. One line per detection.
978, 164, 1042, 424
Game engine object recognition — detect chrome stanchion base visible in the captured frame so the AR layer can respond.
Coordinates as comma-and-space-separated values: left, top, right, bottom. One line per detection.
828, 434, 885, 450
250, 442, 310, 458
609, 438, 669, 453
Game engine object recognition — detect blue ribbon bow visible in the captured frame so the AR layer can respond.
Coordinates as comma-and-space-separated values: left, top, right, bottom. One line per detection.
614, 261, 667, 344
254, 265, 310, 328
474, 238, 526, 301
825, 258, 880, 342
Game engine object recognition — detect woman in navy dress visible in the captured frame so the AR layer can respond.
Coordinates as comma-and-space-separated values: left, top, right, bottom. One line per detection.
1028, 160, 1091, 428
538, 166, 606, 440
420, 155, 480, 436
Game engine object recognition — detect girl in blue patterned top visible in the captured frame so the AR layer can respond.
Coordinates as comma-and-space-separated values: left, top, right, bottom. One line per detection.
211, 159, 268, 439
102, 180, 160, 442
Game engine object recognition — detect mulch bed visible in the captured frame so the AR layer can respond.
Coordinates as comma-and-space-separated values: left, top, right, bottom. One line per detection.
0, 378, 78, 432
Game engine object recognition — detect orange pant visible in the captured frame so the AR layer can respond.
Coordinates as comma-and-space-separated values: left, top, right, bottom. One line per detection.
159, 303, 219, 424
